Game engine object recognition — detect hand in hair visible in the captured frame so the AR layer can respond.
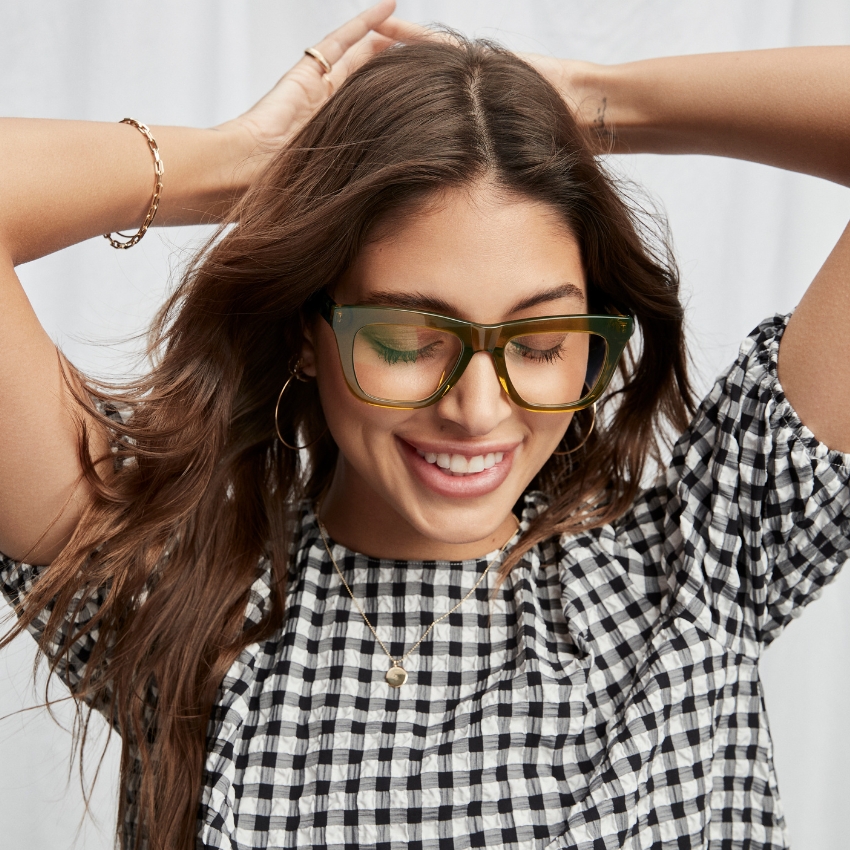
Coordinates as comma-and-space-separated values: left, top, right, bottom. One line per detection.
0, 2, 429, 564
530, 48, 850, 451
220, 1, 429, 166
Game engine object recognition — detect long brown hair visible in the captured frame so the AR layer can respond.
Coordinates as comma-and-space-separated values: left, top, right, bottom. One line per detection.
2, 38, 694, 849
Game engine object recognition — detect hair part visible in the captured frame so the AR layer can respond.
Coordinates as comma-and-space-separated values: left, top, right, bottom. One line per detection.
2, 36, 694, 849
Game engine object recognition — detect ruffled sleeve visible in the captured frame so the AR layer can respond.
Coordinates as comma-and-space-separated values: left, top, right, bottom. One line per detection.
1, 554, 114, 705
621, 313, 850, 650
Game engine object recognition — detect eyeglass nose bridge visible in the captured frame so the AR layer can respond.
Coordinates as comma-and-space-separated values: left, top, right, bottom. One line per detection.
469, 324, 503, 353
447, 325, 512, 397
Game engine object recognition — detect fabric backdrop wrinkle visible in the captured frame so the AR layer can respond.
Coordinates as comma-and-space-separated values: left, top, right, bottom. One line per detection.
1, 2, 849, 848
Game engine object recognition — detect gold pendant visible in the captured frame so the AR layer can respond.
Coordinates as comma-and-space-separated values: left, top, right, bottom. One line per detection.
385, 665, 408, 688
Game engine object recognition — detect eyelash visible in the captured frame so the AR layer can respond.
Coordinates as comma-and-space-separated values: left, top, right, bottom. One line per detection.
508, 341, 566, 364
374, 341, 442, 364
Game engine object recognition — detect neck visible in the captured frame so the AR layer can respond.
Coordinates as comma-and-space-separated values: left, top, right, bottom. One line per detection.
318, 457, 520, 561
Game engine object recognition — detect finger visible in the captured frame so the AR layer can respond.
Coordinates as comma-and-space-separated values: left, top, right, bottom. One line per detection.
306, 0, 396, 70
374, 17, 438, 44
326, 31, 395, 84
328, 17, 438, 83
377, 17, 460, 47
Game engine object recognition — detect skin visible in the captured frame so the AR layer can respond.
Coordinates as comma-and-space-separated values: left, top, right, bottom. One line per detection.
0, 1, 415, 564
0, 0, 848, 564
302, 185, 585, 560
538, 48, 850, 451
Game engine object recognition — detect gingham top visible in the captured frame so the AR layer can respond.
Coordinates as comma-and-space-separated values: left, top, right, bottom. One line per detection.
3, 315, 850, 850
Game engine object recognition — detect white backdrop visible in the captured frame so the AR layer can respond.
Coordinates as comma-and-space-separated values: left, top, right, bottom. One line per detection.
1, 2, 849, 848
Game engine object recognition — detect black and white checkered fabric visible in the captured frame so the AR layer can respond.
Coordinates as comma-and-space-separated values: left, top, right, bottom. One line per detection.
3, 314, 850, 850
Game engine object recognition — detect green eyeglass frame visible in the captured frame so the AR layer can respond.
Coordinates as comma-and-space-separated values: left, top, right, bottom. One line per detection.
318, 292, 634, 412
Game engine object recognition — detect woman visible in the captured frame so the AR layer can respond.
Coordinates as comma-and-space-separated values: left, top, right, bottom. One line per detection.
1, 1, 848, 847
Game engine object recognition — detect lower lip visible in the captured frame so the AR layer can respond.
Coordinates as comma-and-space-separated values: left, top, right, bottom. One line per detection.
398, 439, 515, 498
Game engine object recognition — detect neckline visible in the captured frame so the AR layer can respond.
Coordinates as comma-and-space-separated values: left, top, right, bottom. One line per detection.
301, 492, 544, 568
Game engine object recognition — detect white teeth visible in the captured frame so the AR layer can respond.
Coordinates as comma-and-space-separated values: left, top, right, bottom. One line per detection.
416, 449, 507, 475
450, 455, 468, 473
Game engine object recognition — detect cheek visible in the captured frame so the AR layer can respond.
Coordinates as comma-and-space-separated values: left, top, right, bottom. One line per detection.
315, 326, 360, 437
313, 323, 408, 457
518, 410, 574, 454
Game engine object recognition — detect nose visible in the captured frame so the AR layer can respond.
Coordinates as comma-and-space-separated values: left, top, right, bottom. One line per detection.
434, 352, 513, 435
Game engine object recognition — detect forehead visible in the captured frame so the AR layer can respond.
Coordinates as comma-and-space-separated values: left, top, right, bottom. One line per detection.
336, 184, 587, 322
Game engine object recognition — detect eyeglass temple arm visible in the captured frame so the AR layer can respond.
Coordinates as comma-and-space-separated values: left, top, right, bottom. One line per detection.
317, 291, 337, 327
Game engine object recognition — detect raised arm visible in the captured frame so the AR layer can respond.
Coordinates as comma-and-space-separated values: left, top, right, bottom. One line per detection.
534, 47, 850, 451
0, 118, 267, 567
0, 1, 413, 564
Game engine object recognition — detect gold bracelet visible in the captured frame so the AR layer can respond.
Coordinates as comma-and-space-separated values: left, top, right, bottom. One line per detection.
104, 118, 164, 249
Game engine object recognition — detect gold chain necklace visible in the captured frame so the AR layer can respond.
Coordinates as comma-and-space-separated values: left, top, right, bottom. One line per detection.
315, 510, 520, 688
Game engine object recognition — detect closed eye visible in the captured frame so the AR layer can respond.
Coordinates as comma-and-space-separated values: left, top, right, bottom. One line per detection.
507, 333, 569, 364
371, 339, 444, 364
361, 326, 448, 365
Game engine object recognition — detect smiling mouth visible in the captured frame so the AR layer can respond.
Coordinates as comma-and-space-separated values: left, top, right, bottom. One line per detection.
416, 449, 505, 476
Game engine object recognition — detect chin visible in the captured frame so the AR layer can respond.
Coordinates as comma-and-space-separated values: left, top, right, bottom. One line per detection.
399, 486, 522, 543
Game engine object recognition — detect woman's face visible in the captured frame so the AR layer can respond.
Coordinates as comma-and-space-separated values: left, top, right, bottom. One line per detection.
302, 183, 587, 559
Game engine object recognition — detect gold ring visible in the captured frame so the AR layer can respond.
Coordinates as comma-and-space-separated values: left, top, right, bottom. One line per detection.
304, 47, 332, 75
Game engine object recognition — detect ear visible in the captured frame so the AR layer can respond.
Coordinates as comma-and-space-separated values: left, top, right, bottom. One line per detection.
299, 318, 318, 378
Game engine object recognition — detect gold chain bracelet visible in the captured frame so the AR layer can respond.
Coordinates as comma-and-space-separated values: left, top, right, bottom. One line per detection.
104, 118, 164, 249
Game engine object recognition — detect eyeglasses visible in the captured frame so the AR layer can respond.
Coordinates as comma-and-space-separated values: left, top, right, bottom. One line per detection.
318, 292, 634, 412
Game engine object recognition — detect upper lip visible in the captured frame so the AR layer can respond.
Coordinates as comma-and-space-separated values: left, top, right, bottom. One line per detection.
400, 437, 522, 457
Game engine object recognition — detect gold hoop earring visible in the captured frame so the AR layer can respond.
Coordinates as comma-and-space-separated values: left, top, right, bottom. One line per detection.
274, 364, 327, 451
552, 403, 597, 456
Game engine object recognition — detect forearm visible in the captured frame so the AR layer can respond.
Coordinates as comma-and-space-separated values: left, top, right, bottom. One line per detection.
0, 119, 257, 266
554, 47, 850, 450
562, 47, 850, 186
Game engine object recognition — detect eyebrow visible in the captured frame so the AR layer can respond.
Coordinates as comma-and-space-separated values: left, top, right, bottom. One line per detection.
357, 283, 586, 317
509, 283, 586, 313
